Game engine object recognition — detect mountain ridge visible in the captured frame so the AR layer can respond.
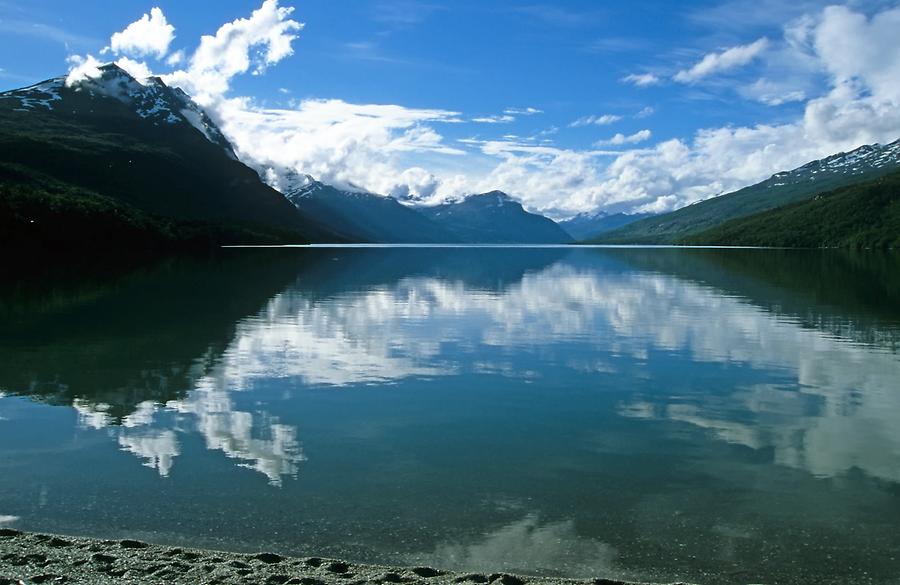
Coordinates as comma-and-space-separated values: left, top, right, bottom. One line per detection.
418, 190, 574, 244
589, 138, 900, 244
279, 179, 574, 244
559, 210, 655, 241
282, 176, 461, 243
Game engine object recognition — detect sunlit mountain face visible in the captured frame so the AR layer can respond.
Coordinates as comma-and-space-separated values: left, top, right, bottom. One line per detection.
1, 247, 899, 584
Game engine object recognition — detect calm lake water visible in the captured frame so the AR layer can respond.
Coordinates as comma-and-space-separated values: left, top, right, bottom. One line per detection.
1, 247, 900, 585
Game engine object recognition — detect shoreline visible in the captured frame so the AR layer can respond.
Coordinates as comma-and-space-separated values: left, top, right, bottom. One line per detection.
0, 529, 691, 585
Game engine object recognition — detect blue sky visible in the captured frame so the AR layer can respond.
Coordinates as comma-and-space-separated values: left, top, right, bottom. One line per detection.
2, 1, 900, 216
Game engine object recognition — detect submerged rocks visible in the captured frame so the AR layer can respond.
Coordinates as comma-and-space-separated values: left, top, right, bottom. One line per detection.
0, 530, 681, 585
90, 553, 117, 564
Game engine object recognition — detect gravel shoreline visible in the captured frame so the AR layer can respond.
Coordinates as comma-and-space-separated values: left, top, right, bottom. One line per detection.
0, 529, 692, 585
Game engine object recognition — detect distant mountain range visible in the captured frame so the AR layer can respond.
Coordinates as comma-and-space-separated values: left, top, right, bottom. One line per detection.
590, 139, 900, 245
418, 191, 573, 244
281, 177, 572, 244
558, 211, 655, 241
284, 176, 460, 243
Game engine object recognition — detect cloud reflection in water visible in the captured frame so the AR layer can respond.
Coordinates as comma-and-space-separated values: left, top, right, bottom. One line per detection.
405, 515, 621, 579
61, 251, 900, 487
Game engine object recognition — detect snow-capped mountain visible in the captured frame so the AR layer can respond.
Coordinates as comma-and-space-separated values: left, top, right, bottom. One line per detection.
2, 64, 236, 159
281, 177, 460, 243
265, 168, 317, 196
271, 174, 573, 243
558, 210, 655, 241
763, 139, 900, 191
1, 63, 340, 246
256, 160, 574, 243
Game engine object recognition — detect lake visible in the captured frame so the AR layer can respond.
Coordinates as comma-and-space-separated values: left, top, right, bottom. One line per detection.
1, 246, 899, 585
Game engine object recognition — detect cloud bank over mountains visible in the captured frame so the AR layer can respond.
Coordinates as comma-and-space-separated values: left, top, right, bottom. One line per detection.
66, 1, 900, 217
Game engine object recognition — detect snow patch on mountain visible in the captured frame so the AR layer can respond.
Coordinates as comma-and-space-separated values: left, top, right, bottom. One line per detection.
1, 79, 63, 111
266, 167, 387, 203
765, 139, 900, 189
266, 169, 317, 196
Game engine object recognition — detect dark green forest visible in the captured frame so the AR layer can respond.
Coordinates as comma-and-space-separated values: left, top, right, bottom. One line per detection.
682, 170, 900, 249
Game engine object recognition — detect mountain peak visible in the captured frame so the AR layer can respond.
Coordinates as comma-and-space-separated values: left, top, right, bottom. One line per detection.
0, 64, 237, 160
288, 175, 326, 198
476, 190, 512, 200
73, 62, 146, 97
419, 191, 571, 243
96, 61, 131, 76
466, 190, 518, 208
282, 174, 380, 200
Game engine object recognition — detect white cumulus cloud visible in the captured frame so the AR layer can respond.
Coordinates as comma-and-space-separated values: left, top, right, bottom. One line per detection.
107, 7, 175, 59
813, 5, 900, 102
115, 56, 154, 81
162, 0, 304, 103
65, 54, 103, 86
217, 98, 465, 199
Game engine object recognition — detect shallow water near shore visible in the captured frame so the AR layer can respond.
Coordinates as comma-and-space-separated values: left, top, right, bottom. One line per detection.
1, 247, 900, 585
